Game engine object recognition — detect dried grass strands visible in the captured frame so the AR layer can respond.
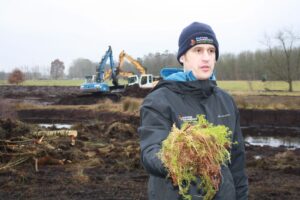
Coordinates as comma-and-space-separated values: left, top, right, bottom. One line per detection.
0, 156, 31, 171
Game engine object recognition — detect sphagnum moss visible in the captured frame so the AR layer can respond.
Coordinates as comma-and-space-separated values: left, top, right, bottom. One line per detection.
158, 115, 232, 200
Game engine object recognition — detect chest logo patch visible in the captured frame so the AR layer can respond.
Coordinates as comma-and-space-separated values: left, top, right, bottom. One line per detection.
217, 114, 231, 118
179, 115, 197, 122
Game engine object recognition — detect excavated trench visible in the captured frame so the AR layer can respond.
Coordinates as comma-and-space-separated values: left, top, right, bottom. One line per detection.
1, 85, 300, 200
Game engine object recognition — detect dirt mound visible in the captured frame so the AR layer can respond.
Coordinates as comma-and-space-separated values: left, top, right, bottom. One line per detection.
55, 93, 121, 105
0, 118, 31, 139
0, 85, 151, 104
246, 145, 300, 200
0, 85, 80, 98
122, 84, 152, 98
0, 98, 18, 119
17, 109, 140, 124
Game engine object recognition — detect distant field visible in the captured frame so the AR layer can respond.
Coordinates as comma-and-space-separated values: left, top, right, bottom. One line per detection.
218, 81, 300, 92
217, 80, 300, 96
0, 79, 128, 86
1, 79, 300, 95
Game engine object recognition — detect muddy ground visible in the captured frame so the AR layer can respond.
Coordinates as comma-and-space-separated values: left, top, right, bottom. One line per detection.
1, 85, 300, 200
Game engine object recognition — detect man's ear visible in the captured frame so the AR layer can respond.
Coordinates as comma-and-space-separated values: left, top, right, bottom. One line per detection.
179, 55, 184, 63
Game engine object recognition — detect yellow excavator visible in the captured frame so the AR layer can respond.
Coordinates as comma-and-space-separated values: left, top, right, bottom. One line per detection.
102, 51, 134, 86
117, 50, 157, 88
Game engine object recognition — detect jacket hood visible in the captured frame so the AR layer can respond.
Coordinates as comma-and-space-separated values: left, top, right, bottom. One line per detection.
152, 79, 217, 98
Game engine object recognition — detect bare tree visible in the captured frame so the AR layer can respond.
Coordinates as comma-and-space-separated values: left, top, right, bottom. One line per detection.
8, 68, 25, 85
264, 29, 300, 92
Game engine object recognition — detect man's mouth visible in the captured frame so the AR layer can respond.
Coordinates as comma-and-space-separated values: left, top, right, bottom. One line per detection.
200, 66, 210, 72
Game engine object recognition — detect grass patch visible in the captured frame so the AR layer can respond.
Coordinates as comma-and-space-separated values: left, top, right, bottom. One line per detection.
0, 80, 6, 84
233, 95, 300, 110
122, 97, 142, 113
14, 97, 143, 113
15, 103, 89, 110
0, 79, 129, 86
218, 80, 300, 93
96, 99, 123, 112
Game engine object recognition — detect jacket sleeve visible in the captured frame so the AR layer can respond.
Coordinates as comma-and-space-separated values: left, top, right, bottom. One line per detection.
229, 105, 249, 199
138, 94, 173, 178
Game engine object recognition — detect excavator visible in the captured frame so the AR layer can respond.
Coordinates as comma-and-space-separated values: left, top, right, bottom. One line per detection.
117, 50, 185, 88
80, 46, 121, 93
117, 50, 158, 88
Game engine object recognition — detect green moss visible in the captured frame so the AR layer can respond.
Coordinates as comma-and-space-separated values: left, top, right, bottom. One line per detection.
158, 115, 232, 200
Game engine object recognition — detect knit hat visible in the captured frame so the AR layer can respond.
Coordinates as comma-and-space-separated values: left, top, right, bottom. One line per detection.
177, 22, 219, 64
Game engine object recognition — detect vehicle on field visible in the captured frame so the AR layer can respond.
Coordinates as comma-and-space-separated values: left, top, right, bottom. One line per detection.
80, 46, 120, 93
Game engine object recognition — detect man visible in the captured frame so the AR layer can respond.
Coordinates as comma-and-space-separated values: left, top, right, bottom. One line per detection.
138, 22, 248, 200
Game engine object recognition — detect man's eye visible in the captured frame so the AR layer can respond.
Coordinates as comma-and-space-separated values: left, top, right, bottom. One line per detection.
209, 49, 215, 53
195, 48, 201, 53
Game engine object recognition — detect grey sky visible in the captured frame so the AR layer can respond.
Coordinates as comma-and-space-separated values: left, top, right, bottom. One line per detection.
1, 0, 300, 73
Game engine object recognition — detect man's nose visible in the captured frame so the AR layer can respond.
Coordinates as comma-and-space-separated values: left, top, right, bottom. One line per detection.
202, 50, 210, 61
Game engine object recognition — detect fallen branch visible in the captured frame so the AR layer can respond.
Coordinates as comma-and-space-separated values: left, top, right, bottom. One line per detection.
32, 130, 77, 146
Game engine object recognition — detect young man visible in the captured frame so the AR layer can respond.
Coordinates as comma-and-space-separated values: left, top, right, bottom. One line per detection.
138, 22, 248, 199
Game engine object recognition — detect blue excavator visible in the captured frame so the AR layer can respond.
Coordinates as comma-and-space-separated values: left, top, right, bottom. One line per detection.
80, 46, 120, 93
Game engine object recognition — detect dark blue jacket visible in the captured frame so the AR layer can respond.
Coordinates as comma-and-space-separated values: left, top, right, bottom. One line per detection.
138, 79, 248, 200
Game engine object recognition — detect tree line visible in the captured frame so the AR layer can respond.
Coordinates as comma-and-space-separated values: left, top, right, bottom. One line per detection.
2, 30, 300, 91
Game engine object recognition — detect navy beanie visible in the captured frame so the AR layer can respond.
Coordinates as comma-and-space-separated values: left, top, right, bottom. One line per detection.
177, 22, 219, 64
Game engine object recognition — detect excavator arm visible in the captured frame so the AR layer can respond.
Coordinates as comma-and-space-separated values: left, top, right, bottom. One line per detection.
117, 50, 146, 75
80, 46, 120, 93
104, 69, 133, 80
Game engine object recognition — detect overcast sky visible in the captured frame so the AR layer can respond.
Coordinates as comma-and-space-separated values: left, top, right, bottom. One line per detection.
1, 0, 300, 73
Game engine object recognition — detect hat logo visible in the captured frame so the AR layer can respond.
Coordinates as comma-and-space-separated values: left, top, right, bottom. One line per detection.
195, 36, 214, 44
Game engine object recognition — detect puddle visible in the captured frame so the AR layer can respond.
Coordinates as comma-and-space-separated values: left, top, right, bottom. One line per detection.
38, 123, 72, 129
245, 135, 300, 148
253, 155, 262, 160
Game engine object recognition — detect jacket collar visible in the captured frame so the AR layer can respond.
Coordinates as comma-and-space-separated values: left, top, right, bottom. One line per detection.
153, 79, 217, 98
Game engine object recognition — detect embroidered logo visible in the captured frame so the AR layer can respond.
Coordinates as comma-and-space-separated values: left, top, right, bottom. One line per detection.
217, 114, 231, 118
179, 115, 197, 122
195, 36, 214, 44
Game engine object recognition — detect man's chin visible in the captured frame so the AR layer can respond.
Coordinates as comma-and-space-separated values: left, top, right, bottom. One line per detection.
195, 73, 212, 80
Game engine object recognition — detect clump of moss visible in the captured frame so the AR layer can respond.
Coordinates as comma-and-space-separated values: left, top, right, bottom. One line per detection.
158, 115, 232, 200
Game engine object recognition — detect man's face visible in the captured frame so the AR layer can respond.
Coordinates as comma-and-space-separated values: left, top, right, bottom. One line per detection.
181, 44, 216, 80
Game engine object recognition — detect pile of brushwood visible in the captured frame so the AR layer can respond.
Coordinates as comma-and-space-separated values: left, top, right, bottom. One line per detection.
158, 115, 232, 200
0, 119, 79, 172
0, 119, 141, 173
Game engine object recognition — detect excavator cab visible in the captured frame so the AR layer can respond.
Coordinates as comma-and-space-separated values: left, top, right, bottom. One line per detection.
140, 74, 154, 88
84, 75, 97, 83
128, 75, 138, 85
127, 74, 154, 88
141, 75, 152, 85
